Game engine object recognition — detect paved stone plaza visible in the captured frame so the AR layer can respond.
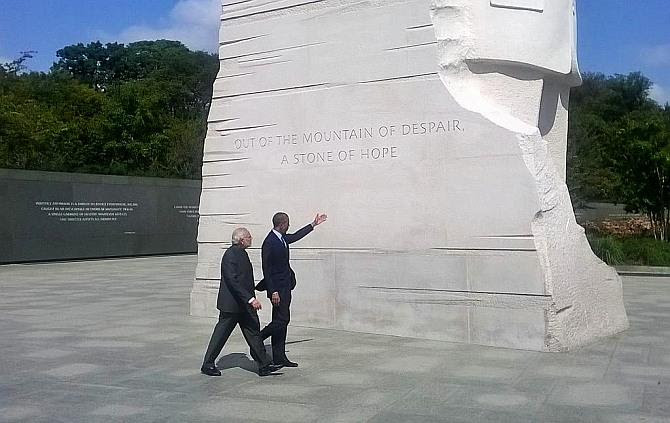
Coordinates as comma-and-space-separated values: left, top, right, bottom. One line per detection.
1, 256, 670, 422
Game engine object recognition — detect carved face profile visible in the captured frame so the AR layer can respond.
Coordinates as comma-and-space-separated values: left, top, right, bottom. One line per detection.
464, 0, 579, 79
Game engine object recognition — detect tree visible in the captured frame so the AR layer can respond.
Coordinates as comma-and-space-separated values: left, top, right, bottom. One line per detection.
52, 40, 218, 105
605, 110, 670, 240
0, 71, 108, 172
567, 72, 657, 203
0, 51, 37, 76
1, 40, 218, 179
51, 42, 126, 91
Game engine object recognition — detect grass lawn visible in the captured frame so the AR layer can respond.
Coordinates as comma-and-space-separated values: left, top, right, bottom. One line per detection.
587, 234, 670, 266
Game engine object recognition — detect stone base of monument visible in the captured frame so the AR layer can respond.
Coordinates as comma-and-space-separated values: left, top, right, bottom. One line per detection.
191, 230, 627, 352
192, 250, 549, 350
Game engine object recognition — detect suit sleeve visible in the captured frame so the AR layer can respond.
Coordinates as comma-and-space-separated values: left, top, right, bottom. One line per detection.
261, 242, 276, 294
284, 224, 314, 244
222, 251, 254, 305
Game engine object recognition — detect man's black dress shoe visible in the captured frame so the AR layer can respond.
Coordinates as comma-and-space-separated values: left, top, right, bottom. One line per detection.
273, 359, 298, 368
258, 364, 281, 377
201, 365, 222, 376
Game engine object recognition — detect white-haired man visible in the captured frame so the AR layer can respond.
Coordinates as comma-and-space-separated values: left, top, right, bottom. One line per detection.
201, 228, 279, 377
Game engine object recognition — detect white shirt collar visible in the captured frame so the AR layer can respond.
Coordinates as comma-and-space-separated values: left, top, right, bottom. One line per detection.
272, 229, 284, 242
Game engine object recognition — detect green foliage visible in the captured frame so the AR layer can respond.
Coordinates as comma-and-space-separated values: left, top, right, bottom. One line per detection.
620, 237, 670, 266
567, 72, 658, 203
0, 51, 37, 76
586, 234, 625, 265
587, 234, 670, 266
0, 41, 218, 179
606, 109, 670, 240
568, 72, 670, 241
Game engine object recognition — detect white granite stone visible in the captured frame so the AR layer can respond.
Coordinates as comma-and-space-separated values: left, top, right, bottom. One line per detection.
191, 0, 628, 351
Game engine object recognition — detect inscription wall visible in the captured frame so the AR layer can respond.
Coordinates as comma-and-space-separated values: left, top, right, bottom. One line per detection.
0, 169, 201, 263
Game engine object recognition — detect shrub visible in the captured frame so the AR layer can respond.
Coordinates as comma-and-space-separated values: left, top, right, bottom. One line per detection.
587, 234, 625, 265
587, 234, 670, 266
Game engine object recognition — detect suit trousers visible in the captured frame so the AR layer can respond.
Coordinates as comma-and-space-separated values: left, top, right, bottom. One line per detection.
202, 310, 271, 368
260, 289, 292, 361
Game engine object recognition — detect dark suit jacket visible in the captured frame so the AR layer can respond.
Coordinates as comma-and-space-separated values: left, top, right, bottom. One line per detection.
258, 224, 313, 295
217, 244, 256, 313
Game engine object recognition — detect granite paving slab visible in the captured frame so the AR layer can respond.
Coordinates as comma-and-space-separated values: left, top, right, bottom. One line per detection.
1, 256, 670, 422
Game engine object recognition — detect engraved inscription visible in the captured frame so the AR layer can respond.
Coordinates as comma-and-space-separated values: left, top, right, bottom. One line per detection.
35, 201, 139, 223
230, 120, 465, 166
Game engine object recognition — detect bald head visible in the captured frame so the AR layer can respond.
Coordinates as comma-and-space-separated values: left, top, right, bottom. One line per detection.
231, 227, 252, 248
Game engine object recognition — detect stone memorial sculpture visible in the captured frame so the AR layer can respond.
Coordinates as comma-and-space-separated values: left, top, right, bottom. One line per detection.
191, 0, 628, 351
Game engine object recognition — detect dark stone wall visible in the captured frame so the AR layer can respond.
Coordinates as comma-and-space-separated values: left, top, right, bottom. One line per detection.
0, 170, 201, 263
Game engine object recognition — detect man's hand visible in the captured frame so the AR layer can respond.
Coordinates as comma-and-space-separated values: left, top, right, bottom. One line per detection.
271, 292, 280, 305
312, 213, 328, 227
251, 299, 262, 311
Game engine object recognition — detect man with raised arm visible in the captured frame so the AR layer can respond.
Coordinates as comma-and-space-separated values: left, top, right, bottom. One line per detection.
258, 212, 327, 367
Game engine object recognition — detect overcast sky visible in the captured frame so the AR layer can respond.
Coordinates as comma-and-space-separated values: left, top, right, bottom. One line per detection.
1, 0, 669, 103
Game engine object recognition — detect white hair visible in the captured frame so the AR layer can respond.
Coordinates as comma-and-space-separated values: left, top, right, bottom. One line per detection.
231, 227, 250, 245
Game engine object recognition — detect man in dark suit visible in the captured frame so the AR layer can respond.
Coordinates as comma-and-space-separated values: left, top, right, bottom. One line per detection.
258, 212, 327, 367
201, 227, 279, 377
